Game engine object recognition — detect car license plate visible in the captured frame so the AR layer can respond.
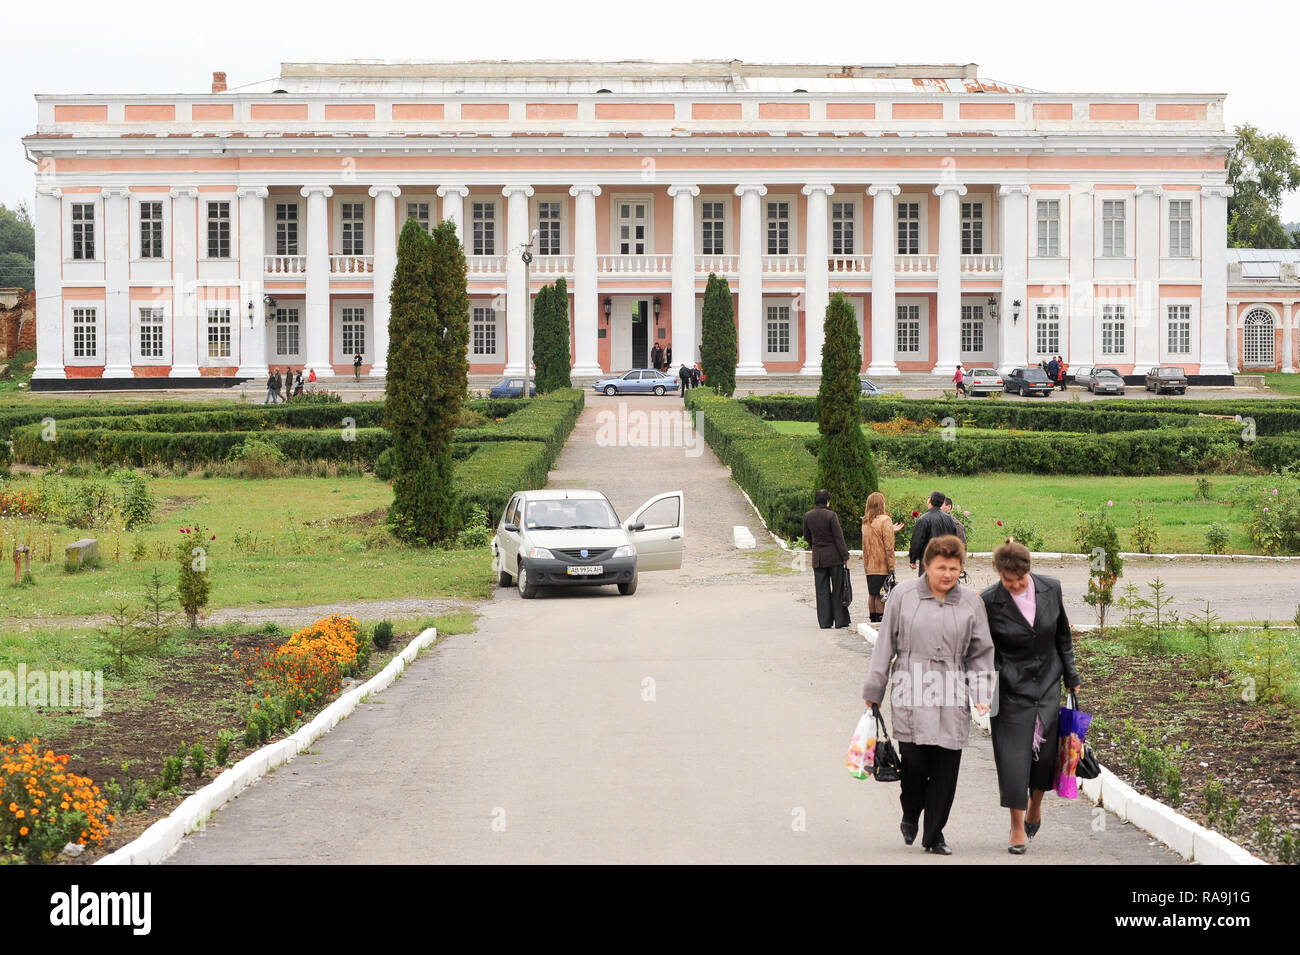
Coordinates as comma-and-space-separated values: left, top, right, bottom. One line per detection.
567, 565, 603, 576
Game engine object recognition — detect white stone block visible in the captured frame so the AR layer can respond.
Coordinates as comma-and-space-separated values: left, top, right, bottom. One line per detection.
857, 622, 878, 645
733, 525, 756, 549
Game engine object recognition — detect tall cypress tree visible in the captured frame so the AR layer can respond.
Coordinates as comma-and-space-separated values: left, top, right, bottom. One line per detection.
425, 219, 470, 541
700, 272, 737, 396
532, 278, 572, 393
815, 291, 878, 548
531, 283, 553, 392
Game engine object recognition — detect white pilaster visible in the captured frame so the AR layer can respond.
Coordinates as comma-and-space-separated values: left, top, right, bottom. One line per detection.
101, 187, 133, 377
32, 186, 65, 379
503, 184, 534, 376
368, 184, 401, 377
1285, 302, 1296, 373
866, 183, 900, 376
735, 183, 767, 376
437, 184, 469, 243
1134, 185, 1163, 369
570, 183, 604, 375
236, 187, 269, 379
1199, 185, 1233, 376
998, 184, 1030, 374
301, 184, 334, 378
169, 187, 201, 377
932, 183, 967, 377
800, 183, 834, 374
1069, 187, 1095, 367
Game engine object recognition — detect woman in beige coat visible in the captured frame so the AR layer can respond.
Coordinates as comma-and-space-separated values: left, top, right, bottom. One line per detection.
862, 535, 995, 855
861, 492, 904, 624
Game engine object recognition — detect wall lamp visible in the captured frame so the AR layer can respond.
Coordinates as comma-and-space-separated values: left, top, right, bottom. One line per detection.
603, 297, 612, 325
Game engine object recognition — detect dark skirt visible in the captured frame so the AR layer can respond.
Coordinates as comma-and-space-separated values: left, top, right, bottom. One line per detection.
990, 700, 1060, 810
866, 574, 887, 598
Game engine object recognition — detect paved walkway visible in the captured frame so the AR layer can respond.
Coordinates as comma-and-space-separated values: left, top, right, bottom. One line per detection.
168, 393, 1183, 864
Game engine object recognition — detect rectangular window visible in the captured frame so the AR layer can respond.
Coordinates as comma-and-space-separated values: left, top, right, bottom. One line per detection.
831, 201, 855, 255
1035, 304, 1061, 354
275, 203, 299, 255
537, 201, 561, 255
1036, 200, 1060, 257
1167, 304, 1192, 354
960, 304, 984, 352
341, 202, 365, 255
1169, 200, 1192, 257
206, 307, 231, 359
1101, 304, 1127, 355
897, 202, 920, 255
405, 201, 430, 232
896, 304, 920, 353
139, 307, 164, 359
1102, 200, 1125, 257
275, 307, 300, 357
765, 305, 791, 354
617, 201, 648, 255
961, 202, 983, 255
139, 201, 163, 259
766, 201, 789, 255
472, 202, 495, 256
71, 203, 95, 260
342, 306, 365, 355
72, 307, 96, 358
472, 306, 497, 356
206, 201, 231, 258
701, 201, 725, 255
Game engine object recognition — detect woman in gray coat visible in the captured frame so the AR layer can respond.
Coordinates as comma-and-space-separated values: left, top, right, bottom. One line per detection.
979, 539, 1082, 854
862, 535, 995, 855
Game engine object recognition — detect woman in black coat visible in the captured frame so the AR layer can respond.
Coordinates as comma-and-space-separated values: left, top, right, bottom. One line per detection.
979, 539, 1081, 855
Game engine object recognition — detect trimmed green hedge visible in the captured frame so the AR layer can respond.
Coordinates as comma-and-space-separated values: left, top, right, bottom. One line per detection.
453, 440, 552, 527
13, 426, 392, 467
455, 388, 584, 466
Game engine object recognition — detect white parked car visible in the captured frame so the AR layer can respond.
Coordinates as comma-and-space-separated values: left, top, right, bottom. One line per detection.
491, 489, 684, 598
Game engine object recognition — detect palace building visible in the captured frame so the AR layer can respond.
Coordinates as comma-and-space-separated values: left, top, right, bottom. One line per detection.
24, 58, 1276, 389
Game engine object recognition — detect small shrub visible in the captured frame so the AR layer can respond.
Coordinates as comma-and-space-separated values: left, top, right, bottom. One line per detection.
374, 447, 395, 481
1129, 500, 1159, 554
97, 603, 149, 677
116, 472, 155, 529
1236, 622, 1297, 703
1203, 779, 1225, 827
1194, 476, 1212, 500
231, 437, 287, 479
160, 755, 184, 791
455, 506, 492, 549
373, 619, 394, 651
1006, 519, 1044, 552
214, 731, 233, 768
176, 524, 213, 628
1204, 523, 1231, 555
188, 743, 207, 778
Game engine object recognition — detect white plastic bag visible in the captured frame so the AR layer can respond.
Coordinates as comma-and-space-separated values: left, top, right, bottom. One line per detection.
846, 709, 877, 779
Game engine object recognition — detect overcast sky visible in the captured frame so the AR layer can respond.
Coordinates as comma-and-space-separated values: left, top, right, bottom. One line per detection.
4, 0, 1299, 221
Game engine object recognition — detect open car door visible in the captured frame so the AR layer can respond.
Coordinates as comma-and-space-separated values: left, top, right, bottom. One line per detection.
626, 490, 684, 572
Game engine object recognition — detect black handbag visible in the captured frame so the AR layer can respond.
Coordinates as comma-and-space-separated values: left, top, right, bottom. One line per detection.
871, 705, 903, 783
880, 571, 897, 599
1070, 690, 1101, 780
839, 565, 854, 606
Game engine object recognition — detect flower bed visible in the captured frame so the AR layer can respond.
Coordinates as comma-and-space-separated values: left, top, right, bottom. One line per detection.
2, 738, 113, 863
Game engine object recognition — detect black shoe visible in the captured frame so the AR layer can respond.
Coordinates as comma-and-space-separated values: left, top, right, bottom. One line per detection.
1025, 820, 1041, 840
924, 842, 952, 855
1008, 843, 1027, 855
900, 821, 918, 846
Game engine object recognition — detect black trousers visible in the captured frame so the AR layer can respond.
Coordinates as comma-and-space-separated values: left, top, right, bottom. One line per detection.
898, 742, 963, 849
813, 564, 851, 628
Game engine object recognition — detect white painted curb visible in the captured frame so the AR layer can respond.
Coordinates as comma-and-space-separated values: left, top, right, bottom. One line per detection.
733, 526, 757, 550
856, 627, 1265, 865
96, 627, 440, 865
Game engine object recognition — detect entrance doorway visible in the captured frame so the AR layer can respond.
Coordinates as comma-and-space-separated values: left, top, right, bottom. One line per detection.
610, 298, 651, 370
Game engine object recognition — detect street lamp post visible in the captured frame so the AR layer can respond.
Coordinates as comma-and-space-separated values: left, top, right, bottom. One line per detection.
521, 229, 537, 400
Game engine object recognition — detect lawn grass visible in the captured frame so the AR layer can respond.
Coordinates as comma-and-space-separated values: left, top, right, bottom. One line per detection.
1262, 372, 1300, 397
0, 474, 493, 620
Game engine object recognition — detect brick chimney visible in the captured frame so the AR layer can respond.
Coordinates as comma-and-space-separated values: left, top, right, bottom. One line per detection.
211, 71, 227, 94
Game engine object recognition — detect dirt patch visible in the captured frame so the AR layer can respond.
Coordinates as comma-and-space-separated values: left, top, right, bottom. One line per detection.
321, 506, 388, 529
156, 495, 203, 515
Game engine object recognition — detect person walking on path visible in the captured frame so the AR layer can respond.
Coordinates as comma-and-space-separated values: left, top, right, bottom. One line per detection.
953, 362, 966, 397
280, 367, 292, 402
353, 353, 363, 381
909, 490, 958, 576
264, 369, 281, 404
678, 363, 690, 393
292, 370, 304, 397
862, 491, 904, 624
802, 489, 852, 629
862, 534, 995, 854
980, 539, 1082, 855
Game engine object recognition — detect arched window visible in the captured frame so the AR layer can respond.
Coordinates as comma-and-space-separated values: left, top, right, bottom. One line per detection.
1243, 308, 1276, 367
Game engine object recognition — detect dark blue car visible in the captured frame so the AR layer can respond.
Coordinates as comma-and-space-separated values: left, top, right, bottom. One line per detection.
488, 377, 538, 398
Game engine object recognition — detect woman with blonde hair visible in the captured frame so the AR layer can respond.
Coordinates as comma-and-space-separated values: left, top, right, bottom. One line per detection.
861, 492, 904, 624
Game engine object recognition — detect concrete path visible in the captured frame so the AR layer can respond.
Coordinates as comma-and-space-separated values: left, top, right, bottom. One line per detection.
168, 393, 1184, 864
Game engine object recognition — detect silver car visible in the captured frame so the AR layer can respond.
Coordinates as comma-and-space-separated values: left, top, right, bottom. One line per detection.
966, 368, 1003, 397
491, 489, 685, 598
1090, 369, 1126, 395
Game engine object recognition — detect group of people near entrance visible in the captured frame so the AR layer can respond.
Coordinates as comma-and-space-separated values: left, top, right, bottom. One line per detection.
1040, 356, 1070, 391
263, 366, 316, 404
803, 489, 1081, 856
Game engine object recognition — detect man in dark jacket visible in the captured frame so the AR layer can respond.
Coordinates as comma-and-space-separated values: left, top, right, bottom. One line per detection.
650, 342, 663, 371
678, 363, 690, 392
909, 490, 959, 576
802, 489, 852, 628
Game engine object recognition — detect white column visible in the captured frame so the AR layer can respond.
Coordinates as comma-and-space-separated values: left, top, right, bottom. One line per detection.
932, 183, 967, 377
800, 183, 834, 375
1285, 302, 1296, 373
169, 187, 201, 378
1134, 185, 1163, 369
502, 184, 534, 376
666, 184, 699, 369
1226, 306, 1238, 372
101, 187, 132, 377
368, 185, 401, 378
570, 183, 604, 375
1200, 185, 1233, 377
998, 184, 1030, 374
31, 186, 65, 379
301, 185, 334, 378
735, 183, 767, 375
1069, 187, 1095, 368
437, 184, 469, 243
866, 183, 900, 376
236, 186, 269, 379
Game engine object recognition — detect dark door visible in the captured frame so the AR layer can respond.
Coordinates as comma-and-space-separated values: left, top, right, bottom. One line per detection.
631, 300, 649, 368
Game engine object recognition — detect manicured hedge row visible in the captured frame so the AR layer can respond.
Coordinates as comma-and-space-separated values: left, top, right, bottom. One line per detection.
454, 388, 584, 466
11, 404, 388, 438
453, 440, 552, 527
14, 426, 392, 467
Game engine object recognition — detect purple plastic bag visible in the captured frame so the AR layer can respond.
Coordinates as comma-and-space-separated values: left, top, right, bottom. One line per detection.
1054, 698, 1093, 799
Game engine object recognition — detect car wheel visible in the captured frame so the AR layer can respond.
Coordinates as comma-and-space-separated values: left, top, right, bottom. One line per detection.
517, 562, 538, 599
618, 574, 638, 596
604, 385, 617, 396
492, 551, 513, 587
654, 385, 665, 396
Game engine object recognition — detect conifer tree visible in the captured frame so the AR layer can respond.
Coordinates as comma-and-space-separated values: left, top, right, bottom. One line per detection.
700, 272, 737, 396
